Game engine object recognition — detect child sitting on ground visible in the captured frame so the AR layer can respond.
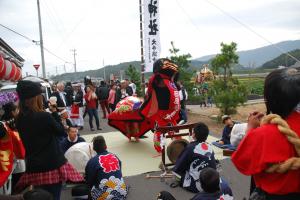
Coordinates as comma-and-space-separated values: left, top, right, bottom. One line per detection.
173, 122, 217, 193
191, 167, 233, 200
85, 135, 127, 200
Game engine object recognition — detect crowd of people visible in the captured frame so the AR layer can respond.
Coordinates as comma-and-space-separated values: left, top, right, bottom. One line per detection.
1, 65, 300, 200
48, 78, 139, 132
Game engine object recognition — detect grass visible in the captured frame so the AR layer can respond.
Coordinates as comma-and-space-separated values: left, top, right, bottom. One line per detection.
238, 77, 264, 96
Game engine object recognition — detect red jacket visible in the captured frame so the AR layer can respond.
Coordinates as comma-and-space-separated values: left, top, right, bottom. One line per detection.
84, 93, 97, 109
232, 111, 300, 195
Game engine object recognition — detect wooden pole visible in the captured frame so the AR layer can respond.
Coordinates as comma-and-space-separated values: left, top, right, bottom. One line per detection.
139, 0, 145, 96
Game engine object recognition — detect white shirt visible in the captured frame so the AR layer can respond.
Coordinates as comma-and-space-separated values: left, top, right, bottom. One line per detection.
179, 89, 188, 101
59, 91, 67, 106
230, 123, 248, 147
129, 83, 136, 94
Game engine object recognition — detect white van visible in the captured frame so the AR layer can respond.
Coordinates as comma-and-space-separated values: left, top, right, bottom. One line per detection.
0, 77, 53, 100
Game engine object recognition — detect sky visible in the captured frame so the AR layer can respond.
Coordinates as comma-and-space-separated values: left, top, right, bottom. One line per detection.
0, 0, 299, 76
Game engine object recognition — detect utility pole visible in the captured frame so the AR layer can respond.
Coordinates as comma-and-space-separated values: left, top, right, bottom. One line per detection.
37, 0, 46, 78
64, 63, 66, 73
71, 49, 77, 72
56, 66, 58, 75
103, 59, 106, 81
139, 0, 145, 96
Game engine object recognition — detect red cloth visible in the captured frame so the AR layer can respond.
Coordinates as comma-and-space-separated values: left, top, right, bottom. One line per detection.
0, 124, 25, 187
84, 93, 97, 109
15, 162, 84, 191
70, 104, 80, 119
108, 97, 154, 139
232, 111, 300, 195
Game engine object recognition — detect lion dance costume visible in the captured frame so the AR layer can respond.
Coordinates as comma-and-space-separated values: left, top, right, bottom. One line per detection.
108, 58, 180, 152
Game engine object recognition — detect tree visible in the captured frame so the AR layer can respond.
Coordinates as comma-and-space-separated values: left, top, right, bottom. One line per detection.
125, 64, 142, 96
210, 42, 248, 115
169, 41, 194, 94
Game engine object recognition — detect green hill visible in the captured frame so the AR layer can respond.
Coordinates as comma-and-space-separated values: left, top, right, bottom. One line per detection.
197, 40, 300, 68
261, 49, 300, 69
51, 60, 208, 82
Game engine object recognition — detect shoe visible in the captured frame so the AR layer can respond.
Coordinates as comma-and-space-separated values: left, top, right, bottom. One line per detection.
91, 128, 95, 131
97, 127, 102, 131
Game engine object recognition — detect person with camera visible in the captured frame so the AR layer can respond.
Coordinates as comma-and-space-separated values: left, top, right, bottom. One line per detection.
15, 80, 83, 200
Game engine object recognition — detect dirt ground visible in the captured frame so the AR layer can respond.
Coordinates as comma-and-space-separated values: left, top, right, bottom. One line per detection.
187, 103, 266, 137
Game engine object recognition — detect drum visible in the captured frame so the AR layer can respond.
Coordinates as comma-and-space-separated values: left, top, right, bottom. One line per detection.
166, 139, 189, 164
64, 142, 96, 173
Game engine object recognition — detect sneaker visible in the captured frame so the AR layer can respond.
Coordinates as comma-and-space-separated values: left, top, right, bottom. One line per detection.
97, 127, 102, 131
91, 128, 95, 131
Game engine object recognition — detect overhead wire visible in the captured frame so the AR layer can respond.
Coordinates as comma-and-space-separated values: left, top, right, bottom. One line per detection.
202, 0, 300, 62
0, 24, 37, 43
174, 0, 203, 33
0, 23, 71, 63
56, 0, 98, 50
40, 0, 72, 49
175, 0, 300, 63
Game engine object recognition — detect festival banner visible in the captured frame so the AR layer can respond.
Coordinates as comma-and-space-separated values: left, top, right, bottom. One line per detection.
143, 0, 161, 72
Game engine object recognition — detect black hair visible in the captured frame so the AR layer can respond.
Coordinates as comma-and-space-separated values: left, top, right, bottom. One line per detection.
1, 102, 17, 121
93, 135, 107, 153
100, 80, 105, 86
264, 68, 300, 118
193, 122, 209, 142
0, 122, 8, 139
67, 125, 78, 132
200, 167, 220, 193
23, 189, 53, 200
157, 191, 176, 200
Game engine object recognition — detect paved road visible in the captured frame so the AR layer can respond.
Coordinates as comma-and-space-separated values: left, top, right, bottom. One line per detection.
77, 109, 116, 136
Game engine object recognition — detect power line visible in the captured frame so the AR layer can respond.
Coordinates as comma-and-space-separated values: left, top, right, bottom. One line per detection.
174, 0, 203, 33
202, 0, 300, 63
175, 0, 300, 63
43, 47, 69, 63
0, 24, 37, 43
0, 23, 71, 63
41, 0, 72, 49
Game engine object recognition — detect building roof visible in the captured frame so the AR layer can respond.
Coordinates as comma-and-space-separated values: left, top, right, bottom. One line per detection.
0, 37, 25, 63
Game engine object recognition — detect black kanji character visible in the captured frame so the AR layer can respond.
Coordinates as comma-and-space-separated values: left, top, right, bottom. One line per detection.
152, 51, 158, 57
152, 39, 157, 45
148, 0, 158, 18
149, 19, 158, 35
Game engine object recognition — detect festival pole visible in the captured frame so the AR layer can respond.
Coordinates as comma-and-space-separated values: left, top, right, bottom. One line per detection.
139, 0, 145, 96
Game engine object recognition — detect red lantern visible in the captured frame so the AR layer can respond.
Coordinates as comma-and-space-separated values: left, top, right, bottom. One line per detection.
0, 55, 4, 71
4, 60, 16, 80
12, 66, 22, 81
0, 55, 6, 79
